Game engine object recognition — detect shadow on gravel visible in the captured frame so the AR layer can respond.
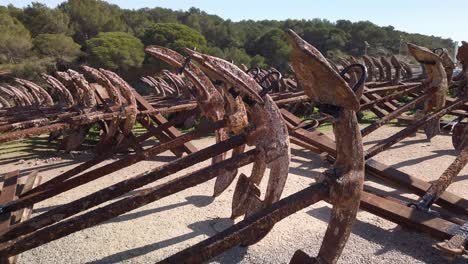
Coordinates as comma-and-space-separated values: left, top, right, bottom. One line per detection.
289, 148, 326, 180
363, 138, 428, 147
87, 215, 247, 263
454, 173, 468, 183
104, 195, 214, 224
86, 194, 250, 263
390, 149, 457, 169
307, 206, 468, 264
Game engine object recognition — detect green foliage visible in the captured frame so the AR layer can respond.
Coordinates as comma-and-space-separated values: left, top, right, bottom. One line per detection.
0, 11, 32, 63
20, 3, 72, 37
223, 47, 251, 66
86, 32, 144, 71
204, 46, 224, 58
303, 26, 348, 54
250, 55, 267, 68
121, 9, 152, 38
142, 23, 207, 53
250, 28, 291, 72
33, 34, 81, 62
60, 0, 127, 43
0, 1, 456, 82
2, 57, 56, 80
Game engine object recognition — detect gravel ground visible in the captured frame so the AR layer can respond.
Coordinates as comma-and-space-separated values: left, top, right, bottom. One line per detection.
1, 125, 467, 264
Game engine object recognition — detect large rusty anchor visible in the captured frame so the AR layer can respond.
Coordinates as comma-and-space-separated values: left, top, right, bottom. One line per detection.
144, 46, 230, 173
182, 49, 252, 197
433, 47, 455, 85
287, 29, 365, 264
407, 43, 448, 140
160, 30, 364, 264
453, 41, 468, 96
186, 49, 291, 240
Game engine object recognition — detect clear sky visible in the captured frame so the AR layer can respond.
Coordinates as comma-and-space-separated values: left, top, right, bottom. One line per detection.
2, 0, 466, 42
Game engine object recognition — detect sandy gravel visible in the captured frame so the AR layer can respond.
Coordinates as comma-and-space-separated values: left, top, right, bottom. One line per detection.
1, 125, 467, 264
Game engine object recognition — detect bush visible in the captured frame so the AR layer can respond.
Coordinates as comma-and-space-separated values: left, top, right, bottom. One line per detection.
142, 23, 207, 53
0, 12, 33, 63
34, 33, 81, 62
86, 32, 145, 71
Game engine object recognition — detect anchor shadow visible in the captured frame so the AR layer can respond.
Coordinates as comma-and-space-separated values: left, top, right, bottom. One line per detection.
87, 195, 248, 263
307, 206, 468, 264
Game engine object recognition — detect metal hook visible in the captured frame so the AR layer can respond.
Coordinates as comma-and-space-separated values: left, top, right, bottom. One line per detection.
339, 64, 367, 92
258, 70, 282, 97
246, 67, 261, 81
177, 56, 192, 75
293, 118, 320, 130
432, 48, 444, 57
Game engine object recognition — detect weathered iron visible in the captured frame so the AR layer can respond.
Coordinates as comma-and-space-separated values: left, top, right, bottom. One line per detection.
408, 43, 449, 140
0, 30, 466, 264
371, 56, 386, 82
287, 29, 365, 263
412, 147, 467, 212
186, 49, 290, 238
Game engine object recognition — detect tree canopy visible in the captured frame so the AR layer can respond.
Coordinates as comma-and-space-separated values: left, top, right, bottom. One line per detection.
86, 31, 145, 71
33, 33, 81, 62
19, 3, 72, 37
142, 23, 207, 53
249, 28, 291, 72
0, 0, 457, 81
0, 11, 32, 63
59, 0, 127, 43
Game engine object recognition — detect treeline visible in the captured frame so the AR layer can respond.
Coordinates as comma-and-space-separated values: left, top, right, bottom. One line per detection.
0, 0, 455, 81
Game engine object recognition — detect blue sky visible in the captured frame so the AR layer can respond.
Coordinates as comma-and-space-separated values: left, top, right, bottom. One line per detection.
2, 0, 466, 42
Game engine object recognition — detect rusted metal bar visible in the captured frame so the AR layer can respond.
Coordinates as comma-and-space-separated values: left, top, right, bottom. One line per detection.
360, 94, 389, 118
139, 103, 197, 114
159, 182, 329, 264
366, 91, 398, 113
274, 94, 310, 106
0, 119, 227, 214
283, 108, 468, 216
360, 84, 423, 111
0, 118, 51, 133
363, 83, 420, 94
0, 109, 134, 144
361, 89, 434, 137
0, 171, 41, 264
0, 123, 70, 144
0, 171, 19, 264
364, 97, 468, 159
133, 91, 197, 156
28, 111, 197, 195
434, 221, 468, 260
413, 147, 468, 211
0, 148, 258, 257
365, 159, 468, 216
360, 191, 461, 241
0, 171, 19, 227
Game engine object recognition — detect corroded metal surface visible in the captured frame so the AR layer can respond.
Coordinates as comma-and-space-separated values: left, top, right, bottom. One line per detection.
0, 33, 466, 264
287, 29, 365, 263
187, 49, 290, 234
408, 43, 449, 140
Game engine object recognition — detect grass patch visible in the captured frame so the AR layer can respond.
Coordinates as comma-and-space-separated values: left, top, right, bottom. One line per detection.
0, 136, 58, 159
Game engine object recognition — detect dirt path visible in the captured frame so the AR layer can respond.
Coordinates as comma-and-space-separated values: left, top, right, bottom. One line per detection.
1, 126, 467, 264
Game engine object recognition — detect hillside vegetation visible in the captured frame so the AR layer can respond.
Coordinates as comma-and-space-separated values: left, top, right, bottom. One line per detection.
0, 0, 455, 81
